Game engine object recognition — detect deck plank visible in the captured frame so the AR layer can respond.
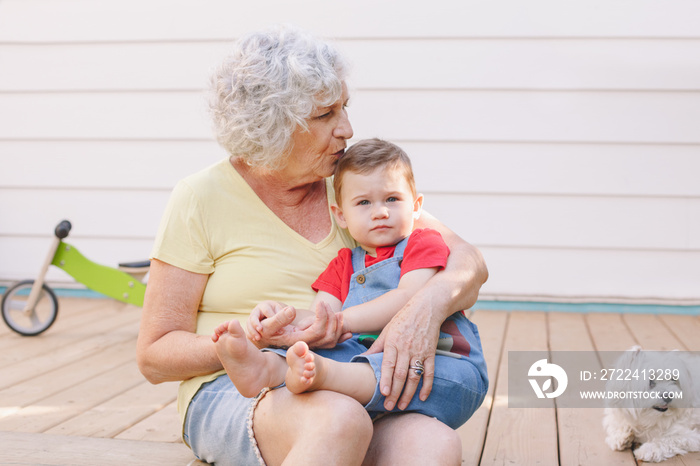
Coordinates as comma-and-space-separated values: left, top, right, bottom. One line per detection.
0, 338, 137, 414
0, 316, 140, 389
0, 298, 138, 363
585, 312, 639, 351
116, 400, 183, 443
623, 314, 682, 351
0, 361, 144, 433
480, 311, 559, 465
45, 380, 179, 438
657, 314, 700, 351
458, 310, 507, 465
0, 431, 195, 465
586, 313, 639, 369
549, 312, 636, 466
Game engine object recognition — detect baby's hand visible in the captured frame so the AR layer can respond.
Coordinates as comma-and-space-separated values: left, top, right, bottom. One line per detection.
294, 310, 317, 330
247, 301, 289, 342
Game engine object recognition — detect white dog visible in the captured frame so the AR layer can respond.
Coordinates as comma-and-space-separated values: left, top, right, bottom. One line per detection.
603, 346, 700, 462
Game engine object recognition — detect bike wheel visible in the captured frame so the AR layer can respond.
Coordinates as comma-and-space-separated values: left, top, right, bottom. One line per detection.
1, 280, 59, 336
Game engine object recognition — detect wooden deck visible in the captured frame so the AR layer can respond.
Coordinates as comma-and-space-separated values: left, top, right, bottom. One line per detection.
0, 297, 698, 465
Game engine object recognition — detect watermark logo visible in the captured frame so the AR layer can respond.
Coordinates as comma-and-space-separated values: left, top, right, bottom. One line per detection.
528, 359, 568, 399
509, 351, 700, 408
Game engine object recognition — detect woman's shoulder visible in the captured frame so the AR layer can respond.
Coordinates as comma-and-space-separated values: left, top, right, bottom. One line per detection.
179, 158, 235, 189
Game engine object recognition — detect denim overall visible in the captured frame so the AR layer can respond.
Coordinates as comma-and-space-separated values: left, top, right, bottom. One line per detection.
315, 237, 489, 429
341, 237, 410, 310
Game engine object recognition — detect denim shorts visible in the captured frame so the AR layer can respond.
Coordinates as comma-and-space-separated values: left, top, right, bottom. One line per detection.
184, 375, 269, 466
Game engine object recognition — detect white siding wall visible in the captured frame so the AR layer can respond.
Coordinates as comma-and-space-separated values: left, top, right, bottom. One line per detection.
1, 0, 698, 304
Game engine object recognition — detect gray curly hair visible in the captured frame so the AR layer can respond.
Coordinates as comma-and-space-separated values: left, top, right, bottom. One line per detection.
209, 26, 349, 170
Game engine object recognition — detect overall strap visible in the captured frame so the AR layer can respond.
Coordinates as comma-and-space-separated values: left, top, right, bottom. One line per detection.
350, 246, 366, 273
393, 235, 410, 258
349, 235, 411, 273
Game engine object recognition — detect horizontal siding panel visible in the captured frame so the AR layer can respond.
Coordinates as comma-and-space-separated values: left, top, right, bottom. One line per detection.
2, 0, 700, 42
348, 40, 700, 91
0, 190, 169, 238
3, 187, 697, 251
3, 141, 699, 197
479, 247, 700, 301
425, 194, 700, 251
0, 141, 226, 189
0, 42, 227, 92
0, 92, 211, 140
2, 90, 699, 143
351, 90, 700, 144
3, 39, 700, 91
407, 142, 700, 197
0, 237, 154, 284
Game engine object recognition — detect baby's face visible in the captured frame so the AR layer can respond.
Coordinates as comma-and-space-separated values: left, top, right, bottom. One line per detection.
334, 167, 421, 256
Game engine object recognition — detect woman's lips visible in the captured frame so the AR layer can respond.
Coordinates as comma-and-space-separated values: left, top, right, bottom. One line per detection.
334, 149, 345, 158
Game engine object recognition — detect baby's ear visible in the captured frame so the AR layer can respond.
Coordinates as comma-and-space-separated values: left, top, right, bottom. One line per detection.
331, 204, 348, 228
413, 193, 425, 219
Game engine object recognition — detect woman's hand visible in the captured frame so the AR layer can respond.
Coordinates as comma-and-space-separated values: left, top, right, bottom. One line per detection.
364, 294, 440, 411
247, 300, 289, 343
252, 301, 352, 349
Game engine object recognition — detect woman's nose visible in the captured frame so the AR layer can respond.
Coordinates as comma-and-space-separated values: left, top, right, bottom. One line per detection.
333, 109, 353, 140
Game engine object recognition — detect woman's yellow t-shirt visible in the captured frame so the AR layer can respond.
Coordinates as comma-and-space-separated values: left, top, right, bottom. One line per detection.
150, 158, 356, 426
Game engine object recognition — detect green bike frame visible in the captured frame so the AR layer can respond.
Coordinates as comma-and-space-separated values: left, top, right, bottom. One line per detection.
51, 241, 146, 307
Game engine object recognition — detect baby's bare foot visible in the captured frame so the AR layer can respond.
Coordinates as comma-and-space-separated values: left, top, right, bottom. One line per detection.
285, 342, 377, 404
212, 320, 234, 343
214, 320, 284, 397
285, 341, 327, 394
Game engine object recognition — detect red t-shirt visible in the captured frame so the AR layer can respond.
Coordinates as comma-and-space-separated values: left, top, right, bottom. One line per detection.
312, 228, 449, 303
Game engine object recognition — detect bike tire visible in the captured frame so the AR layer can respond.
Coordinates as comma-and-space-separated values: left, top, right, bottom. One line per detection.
1, 280, 59, 336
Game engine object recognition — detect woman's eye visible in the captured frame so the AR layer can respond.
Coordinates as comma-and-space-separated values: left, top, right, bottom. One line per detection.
316, 111, 331, 120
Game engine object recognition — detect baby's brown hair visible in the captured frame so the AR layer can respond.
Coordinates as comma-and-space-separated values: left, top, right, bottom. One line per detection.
333, 138, 416, 206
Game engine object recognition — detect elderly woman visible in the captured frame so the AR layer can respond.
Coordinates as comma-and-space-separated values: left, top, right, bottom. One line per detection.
137, 26, 488, 466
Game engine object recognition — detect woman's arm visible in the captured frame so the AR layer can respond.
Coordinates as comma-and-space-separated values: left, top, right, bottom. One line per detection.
365, 211, 488, 410
138, 259, 356, 385
414, 211, 487, 313
136, 259, 220, 384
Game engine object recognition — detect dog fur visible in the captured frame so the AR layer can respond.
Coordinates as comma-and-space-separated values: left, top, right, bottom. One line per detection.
603, 346, 700, 462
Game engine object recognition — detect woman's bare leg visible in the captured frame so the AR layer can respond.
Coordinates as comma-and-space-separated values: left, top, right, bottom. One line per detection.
253, 388, 373, 466
285, 341, 376, 405
212, 320, 287, 398
363, 413, 462, 466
